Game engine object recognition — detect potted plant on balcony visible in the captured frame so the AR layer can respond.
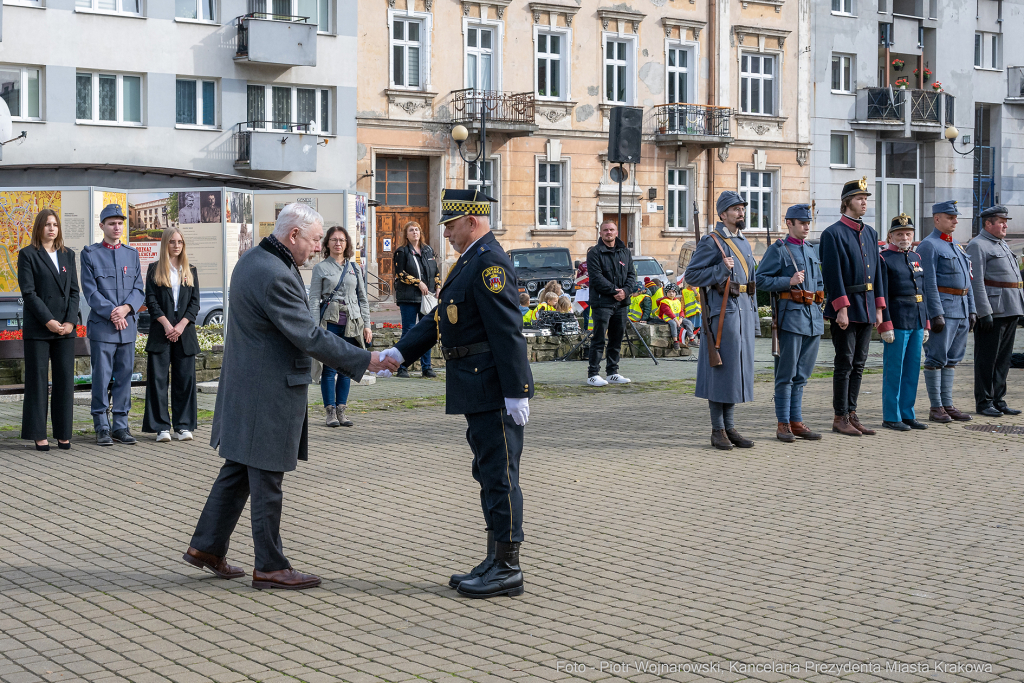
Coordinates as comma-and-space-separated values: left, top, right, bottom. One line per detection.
892, 58, 905, 72
913, 67, 933, 82
932, 81, 943, 92
895, 77, 910, 90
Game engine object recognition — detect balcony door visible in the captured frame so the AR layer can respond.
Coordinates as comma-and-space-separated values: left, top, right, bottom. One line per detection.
875, 142, 920, 239
466, 26, 494, 93
666, 47, 690, 104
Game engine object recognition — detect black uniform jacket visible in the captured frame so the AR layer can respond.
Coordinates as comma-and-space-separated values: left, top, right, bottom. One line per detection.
396, 231, 534, 415
144, 264, 201, 355
17, 245, 80, 341
878, 245, 929, 332
586, 238, 636, 309
820, 215, 887, 323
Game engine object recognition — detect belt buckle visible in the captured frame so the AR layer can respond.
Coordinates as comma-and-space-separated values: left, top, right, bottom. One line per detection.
738, 284, 747, 293
866, 283, 873, 291
915, 295, 923, 302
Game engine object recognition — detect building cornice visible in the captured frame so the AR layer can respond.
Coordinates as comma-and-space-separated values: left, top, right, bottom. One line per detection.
462, 0, 512, 19
596, 7, 646, 33
732, 24, 791, 48
528, 1, 580, 24
740, 0, 783, 12
661, 17, 707, 39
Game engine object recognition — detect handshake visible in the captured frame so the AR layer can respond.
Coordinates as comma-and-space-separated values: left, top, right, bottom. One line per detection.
367, 348, 402, 375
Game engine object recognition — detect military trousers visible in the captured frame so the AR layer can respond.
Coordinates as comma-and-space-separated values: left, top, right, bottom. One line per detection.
974, 315, 1020, 411
923, 315, 968, 368
831, 322, 872, 416
466, 409, 524, 543
882, 328, 924, 422
773, 332, 820, 423
90, 340, 136, 432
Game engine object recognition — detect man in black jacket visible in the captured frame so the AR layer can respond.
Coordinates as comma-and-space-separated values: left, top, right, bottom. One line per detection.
586, 220, 636, 386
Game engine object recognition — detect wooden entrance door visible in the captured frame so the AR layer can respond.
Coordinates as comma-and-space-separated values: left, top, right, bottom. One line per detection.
602, 212, 634, 251
375, 156, 431, 290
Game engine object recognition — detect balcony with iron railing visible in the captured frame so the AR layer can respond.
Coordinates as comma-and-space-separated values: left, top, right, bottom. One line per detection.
644, 104, 733, 148
1008, 66, 1024, 103
445, 89, 538, 135
235, 0, 317, 67
854, 87, 953, 136
234, 121, 318, 172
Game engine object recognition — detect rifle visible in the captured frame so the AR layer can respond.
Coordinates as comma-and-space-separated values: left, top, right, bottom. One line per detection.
768, 222, 779, 357
693, 201, 723, 367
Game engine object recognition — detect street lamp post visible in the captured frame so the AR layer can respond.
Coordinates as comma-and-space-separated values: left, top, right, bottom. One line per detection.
944, 125, 976, 156
451, 105, 487, 186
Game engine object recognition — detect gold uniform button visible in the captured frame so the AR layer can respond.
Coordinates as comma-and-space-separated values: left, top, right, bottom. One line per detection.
450, 299, 454, 303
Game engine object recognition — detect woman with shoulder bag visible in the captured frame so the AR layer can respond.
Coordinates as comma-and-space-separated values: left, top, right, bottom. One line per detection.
393, 221, 440, 378
308, 225, 372, 427
18, 209, 80, 451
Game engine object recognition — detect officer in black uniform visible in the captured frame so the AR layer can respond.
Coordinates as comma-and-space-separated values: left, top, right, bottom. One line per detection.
381, 189, 534, 599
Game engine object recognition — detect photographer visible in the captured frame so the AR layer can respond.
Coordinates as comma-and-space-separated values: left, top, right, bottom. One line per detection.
585, 220, 635, 386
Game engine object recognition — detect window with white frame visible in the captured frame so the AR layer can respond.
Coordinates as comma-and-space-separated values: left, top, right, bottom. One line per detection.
176, 79, 216, 127
666, 168, 688, 230
975, 32, 1002, 69
246, 84, 330, 132
537, 161, 564, 227
392, 18, 422, 89
666, 45, 691, 104
76, 72, 142, 124
467, 159, 500, 224
175, 0, 217, 21
830, 132, 851, 166
0, 66, 41, 120
5, 0, 43, 6
740, 53, 775, 115
75, 0, 141, 14
536, 31, 566, 100
250, 0, 330, 31
831, 54, 853, 93
466, 26, 495, 91
739, 170, 773, 231
832, 0, 853, 13
604, 38, 632, 104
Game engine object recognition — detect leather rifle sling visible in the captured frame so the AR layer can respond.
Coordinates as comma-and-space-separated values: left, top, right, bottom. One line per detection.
709, 233, 732, 351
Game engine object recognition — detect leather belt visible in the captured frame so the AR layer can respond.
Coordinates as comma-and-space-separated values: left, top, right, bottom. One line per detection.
441, 341, 491, 361
984, 279, 1024, 289
846, 283, 874, 293
715, 281, 757, 297
780, 290, 825, 305
894, 294, 924, 303
937, 286, 969, 296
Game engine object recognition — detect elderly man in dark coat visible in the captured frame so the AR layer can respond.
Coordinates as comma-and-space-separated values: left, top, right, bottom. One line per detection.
684, 191, 758, 451
181, 203, 398, 590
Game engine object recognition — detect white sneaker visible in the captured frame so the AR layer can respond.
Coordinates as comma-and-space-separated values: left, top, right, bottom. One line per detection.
156, 431, 171, 443
587, 375, 609, 387
175, 429, 193, 441
607, 374, 632, 384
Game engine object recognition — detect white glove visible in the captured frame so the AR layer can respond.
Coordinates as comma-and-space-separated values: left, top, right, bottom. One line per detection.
881, 330, 895, 344
505, 397, 530, 426
376, 347, 406, 377
923, 329, 929, 344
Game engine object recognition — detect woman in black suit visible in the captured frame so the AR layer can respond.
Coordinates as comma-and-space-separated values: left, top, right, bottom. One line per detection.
142, 227, 200, 443
18, 209, 80, 451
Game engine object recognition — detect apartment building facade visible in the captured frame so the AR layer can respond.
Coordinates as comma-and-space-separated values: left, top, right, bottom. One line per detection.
356, 0, 812, 279
809, 0, 1024, 240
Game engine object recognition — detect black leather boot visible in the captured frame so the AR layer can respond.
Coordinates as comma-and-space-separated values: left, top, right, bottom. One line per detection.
457, 541, 524, 598
448, 530, 495, 588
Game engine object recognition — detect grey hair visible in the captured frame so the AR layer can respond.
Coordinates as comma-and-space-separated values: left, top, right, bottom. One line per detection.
273, 203, 323, 239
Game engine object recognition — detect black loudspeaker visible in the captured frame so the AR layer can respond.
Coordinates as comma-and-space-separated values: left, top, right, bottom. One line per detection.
608, 106, 643, 164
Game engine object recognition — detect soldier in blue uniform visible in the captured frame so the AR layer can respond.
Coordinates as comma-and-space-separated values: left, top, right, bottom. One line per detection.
755, 204, 825, 443
916, 200, 976, 423
80, 204, 145, 446
877, 214, 930, 431
820, 177, 887, 437
382, 189, 533, 599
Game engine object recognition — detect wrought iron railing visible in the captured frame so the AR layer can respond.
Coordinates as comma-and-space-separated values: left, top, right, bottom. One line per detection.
1009, 66, 1024, 99
943, 92, 954, 125
365, 270, 393, 303
235, 1, 312, 57
646, 103, 732, 137
866, 88, 903, 120
233, 121, 314, 164
911, 89, 940, 123
448, 89, 535, 125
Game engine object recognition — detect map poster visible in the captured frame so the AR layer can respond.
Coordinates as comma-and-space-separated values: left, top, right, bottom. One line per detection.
93, 190, 128, 244
0, 190, 62, 294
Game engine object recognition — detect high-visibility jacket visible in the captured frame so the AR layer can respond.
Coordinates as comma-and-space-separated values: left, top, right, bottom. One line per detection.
681, 287, 700, 317
646, 284, 665, 312
655, 297, 683, 321
628, 293, 652, 322
525, 302, 555, 324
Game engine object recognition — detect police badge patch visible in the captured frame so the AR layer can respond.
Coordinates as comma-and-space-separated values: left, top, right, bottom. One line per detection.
482, 266, 506, 293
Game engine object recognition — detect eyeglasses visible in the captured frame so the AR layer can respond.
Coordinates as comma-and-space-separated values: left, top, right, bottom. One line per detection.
328, 238, 346, 245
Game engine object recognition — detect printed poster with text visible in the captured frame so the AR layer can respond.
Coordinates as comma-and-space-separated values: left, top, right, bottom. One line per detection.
224, 192, 254, 283
0, 190, 90, 296
169, 191, 223, 288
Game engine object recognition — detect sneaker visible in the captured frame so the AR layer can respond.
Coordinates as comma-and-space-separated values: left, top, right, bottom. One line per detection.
156, 430, 171, 443
607, 374, 631, 384
111, 428, 137, 445
587, 375, 609, 387
422, 368, 437, 378
397, 367, 411, 378
96, 429, 114, 446
175, 429, 194, 441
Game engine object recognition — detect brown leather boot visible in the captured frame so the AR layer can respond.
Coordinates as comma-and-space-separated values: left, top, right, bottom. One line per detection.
711, 429, 734, 450
252, 568, 322, 590
725, 428, 754, 448
790, 422, 822, 440
182, 547, 245, 579
943, 405, 973, 421
929, 406, 953, 423
832, 414, 861, 436
847, 410, 875, 435
776, 422, 796, 443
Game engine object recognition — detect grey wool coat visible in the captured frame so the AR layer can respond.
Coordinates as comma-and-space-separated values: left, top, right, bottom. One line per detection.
966, 228, 1024, 319
211, 239, 372, 472
684, 224, 758, 404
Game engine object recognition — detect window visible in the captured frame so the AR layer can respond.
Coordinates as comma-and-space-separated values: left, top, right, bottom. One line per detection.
740, 53, 774, 115
991, 34, 1001, 69
918, 26, 924, 48
392, 19, 422, 89
666, 168, 688, 230
831, 55, 853, 92
739, 170, 773, 231
250, 0, 330, 31
830, 133, 851, 166
975, 31, 1002, 69
975, 33, 982, 67
375, 157, 429, 207
879, 22, 893, 46
0, 66, 41, 120
466, 26, 495, 91
176, 79, 216, 127
175, 0, 217, 21
246, 84, 330, 132
467, 159, 499, 224
537, 162, 564, 227
604, 38, 631, 103
536, 32, 565, 100
667, 46, 690, 104
76, 72, 142, 125
832, 0, 853, 13
75, 0, 141, 14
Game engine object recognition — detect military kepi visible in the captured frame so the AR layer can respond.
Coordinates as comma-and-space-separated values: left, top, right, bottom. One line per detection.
716, 190, 747, 216
887, 212, 915, 237
980, 204, 1012, 220
841, 176, 871, 200
100, 203, 126, 221
785, 204, 813, 222
931, 199, 960, 216
439, 188, 497, 224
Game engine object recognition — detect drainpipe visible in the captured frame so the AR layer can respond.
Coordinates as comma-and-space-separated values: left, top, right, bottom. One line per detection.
705, 0, 716, 228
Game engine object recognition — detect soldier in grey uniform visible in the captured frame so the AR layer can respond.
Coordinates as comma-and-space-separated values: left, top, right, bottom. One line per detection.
917, 200, 976, 423
80, 204, 145, 446
967, 205, 1024, 417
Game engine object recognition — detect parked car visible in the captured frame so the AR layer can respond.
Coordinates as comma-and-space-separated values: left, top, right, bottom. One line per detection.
138, 290, 224, 330
508, 247, 576, 302
0, 295, 85, 331
633, 256, 673, 287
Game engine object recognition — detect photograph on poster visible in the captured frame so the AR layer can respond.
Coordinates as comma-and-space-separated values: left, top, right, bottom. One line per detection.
128, 192, 172, 277
177, 192, 201, 224
229, 192, 252, 224
200, 191, 221, 224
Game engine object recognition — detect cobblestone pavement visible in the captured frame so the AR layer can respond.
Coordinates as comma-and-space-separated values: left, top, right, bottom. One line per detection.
3, 349, 1024, 683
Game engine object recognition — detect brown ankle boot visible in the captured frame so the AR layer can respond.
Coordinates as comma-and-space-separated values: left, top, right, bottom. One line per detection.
943, 405, 973, 421
847, 410, 875, 435
790, 422, 822, 440
929, 406, 952, 423
776, 422, 796, 443
832, 414, 861, 436
711, 429, 734, 450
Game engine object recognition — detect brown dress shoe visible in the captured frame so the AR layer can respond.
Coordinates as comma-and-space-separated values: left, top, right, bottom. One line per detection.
943, 405, 972, 421
929, 406, 953, 423
711, 429, 734, 450
790, 422, 822, 440
182, 547, 245, 579
725, 428, 754, 448
847, 411, 875, 435
252, 568, 322, 590
832, 414, 861, 436
776, 422, 796, 443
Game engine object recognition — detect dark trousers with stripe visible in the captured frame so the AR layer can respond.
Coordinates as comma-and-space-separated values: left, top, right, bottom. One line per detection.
974, 315, 1019, 410
465, 409, 524, 543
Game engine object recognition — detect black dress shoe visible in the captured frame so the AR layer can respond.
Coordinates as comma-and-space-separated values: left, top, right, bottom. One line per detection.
978, 406, 1003, 417
422, 368, 437, 378
35, 442, 50, 451
112, 428, 137, 444
96, 429, 114, 446
902, 419, 928, 430
457, 541, 524, 598
996, 403, 1022, 416
449, 530, 495, 588
396, 367, 411, 378
882, 420, 911, 431
725, 428, 754, 448
58, 441, 71, 450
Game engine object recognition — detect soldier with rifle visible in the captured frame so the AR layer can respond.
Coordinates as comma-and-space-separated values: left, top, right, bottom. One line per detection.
684, 191, 758, 451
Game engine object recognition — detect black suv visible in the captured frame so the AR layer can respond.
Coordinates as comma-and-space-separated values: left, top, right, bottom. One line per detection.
508, 247, 576, 302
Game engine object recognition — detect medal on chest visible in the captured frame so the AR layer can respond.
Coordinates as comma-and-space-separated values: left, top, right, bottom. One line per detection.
447, 304, 458, 324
